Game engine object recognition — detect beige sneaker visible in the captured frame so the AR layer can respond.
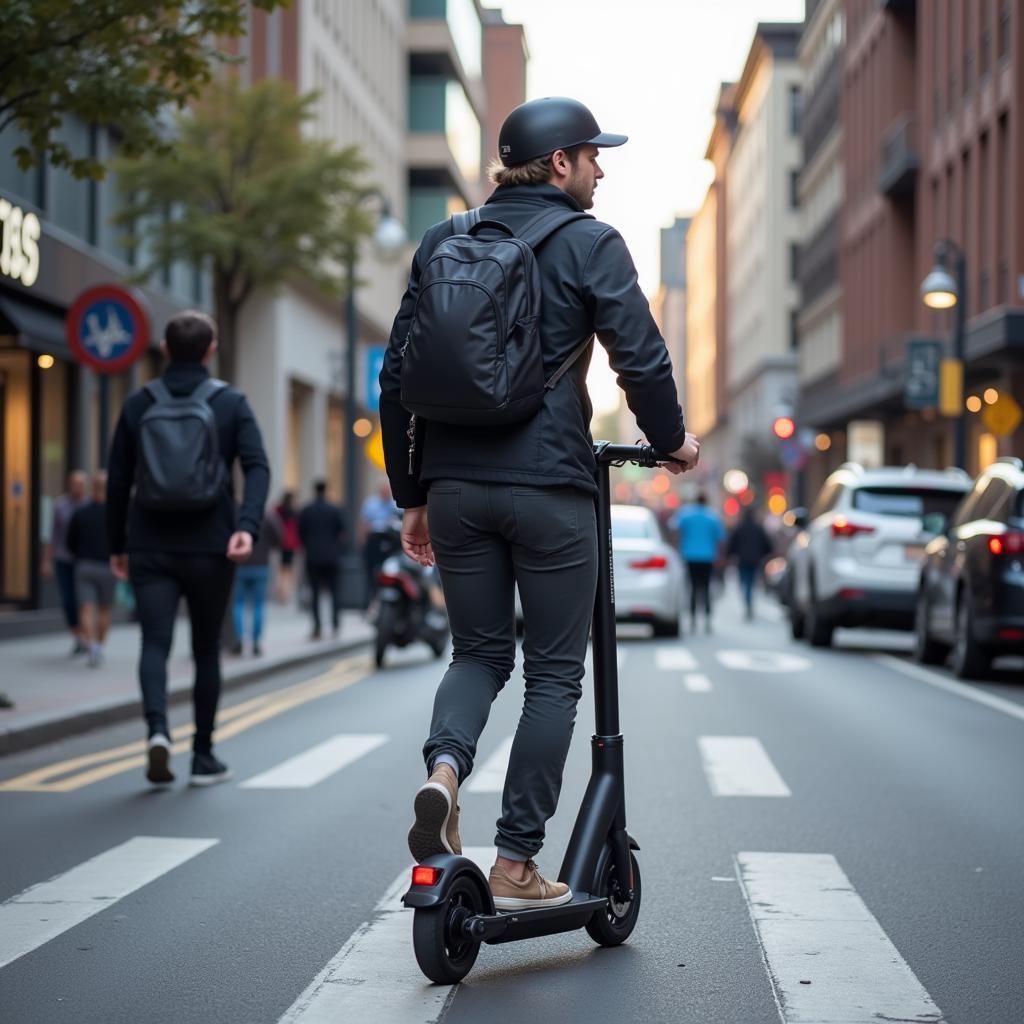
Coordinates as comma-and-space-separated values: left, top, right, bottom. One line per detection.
408, 764, 462, 862
488, 860, 572, 910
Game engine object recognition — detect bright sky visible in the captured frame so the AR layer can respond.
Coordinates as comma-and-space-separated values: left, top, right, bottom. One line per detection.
493, 0, 805, 414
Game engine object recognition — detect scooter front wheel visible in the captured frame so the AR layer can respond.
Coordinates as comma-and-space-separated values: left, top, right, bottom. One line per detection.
586, 850, 642, 947
412, 874, 485, 984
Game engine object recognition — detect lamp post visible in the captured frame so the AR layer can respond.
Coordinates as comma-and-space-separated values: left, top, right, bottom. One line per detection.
920, 238, 967, 470
343, 189, 406, 533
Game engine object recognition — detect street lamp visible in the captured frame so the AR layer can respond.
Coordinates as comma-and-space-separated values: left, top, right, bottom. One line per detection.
343, 189, 406, 536
920, 238, 967, 469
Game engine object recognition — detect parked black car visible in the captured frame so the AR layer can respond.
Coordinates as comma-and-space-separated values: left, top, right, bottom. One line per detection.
914, 457, 1024, 678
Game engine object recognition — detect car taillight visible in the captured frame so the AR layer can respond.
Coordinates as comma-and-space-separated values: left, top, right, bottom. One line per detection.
989, 532, 1024, 555
629, 556, 668, 570
831, 516, 876, 538
377, 573, 401, 586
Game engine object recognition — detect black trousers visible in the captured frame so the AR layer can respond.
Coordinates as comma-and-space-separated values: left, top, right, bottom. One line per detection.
130, 552, 235, 752
307, 561, 341, 634
425, 479, 598, 861
686, 560, 714, 617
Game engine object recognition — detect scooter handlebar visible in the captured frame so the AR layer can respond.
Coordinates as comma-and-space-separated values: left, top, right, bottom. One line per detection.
592, 441, 686, 469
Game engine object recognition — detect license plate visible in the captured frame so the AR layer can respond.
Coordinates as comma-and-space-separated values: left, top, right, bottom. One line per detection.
904, 544, 926, 560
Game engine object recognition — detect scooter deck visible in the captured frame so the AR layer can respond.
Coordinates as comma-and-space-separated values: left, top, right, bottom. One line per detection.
467, 894, 608, 944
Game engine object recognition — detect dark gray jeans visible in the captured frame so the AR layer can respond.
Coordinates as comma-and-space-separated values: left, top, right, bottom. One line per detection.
424, 479, 598, 860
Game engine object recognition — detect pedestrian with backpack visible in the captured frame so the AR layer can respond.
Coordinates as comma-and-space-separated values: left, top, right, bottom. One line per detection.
107, 311, 270, 788
381, 97, 699, 909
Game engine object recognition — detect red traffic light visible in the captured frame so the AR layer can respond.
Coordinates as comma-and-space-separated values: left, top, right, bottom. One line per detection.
772, 416, 796, 440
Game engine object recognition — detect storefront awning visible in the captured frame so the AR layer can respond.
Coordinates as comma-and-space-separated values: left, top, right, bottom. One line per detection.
0, 293, 70, 358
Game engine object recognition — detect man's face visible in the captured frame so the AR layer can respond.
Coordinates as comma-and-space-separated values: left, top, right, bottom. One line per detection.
565, 145, 604, 210
68, 472, 87, 500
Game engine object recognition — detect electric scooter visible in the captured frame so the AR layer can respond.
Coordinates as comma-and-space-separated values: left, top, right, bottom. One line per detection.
402, 441, 678, 983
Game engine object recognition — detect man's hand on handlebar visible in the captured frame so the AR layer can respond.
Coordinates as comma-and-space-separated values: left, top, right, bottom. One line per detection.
665, 432, 700, 474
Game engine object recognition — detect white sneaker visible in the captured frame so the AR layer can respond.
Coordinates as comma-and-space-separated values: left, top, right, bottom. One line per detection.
146, 734, 174, 786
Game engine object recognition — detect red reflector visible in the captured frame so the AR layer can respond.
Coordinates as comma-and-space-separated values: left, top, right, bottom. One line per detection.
838, 588, 866, 600
412, 866, 441, 886
997, 628, 1024, 641
831, 516, 875, 538
629, 556, 668, 569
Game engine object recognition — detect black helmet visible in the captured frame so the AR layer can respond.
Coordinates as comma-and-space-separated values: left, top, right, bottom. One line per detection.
497, 97, 627, 167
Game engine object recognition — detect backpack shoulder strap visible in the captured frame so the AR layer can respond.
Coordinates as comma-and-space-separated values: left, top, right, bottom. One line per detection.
451, 207, 482, 236
517, 207, 594, 251
144, 378, 173, 405
192, 378, 228, 405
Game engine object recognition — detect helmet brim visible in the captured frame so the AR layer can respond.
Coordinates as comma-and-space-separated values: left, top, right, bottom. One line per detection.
588, 132, 628, 148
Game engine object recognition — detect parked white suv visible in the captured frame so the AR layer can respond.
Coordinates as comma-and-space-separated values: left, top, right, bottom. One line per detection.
787, 464, 971, 647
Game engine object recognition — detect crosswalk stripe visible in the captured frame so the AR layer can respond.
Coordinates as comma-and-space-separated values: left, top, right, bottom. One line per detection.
466, 736, 514, 793
654, 647, 698, 671
698, 737, 791, 796
0, 836, 218, 970
736, 852, 945, 1023
278, 847, 493, 1023
684, 673, 713, 692
240, 734, 389, 789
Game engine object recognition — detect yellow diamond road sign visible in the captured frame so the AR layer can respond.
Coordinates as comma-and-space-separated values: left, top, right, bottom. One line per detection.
983, 394, 1022, 437
365, 428, 386, 471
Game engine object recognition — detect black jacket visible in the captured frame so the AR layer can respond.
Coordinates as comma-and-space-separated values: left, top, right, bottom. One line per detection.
727, 518, 773, 566
379, 184, 686, 507
107, 362, 270, 556
68, 502, 109, 562
298, 499, 347, 567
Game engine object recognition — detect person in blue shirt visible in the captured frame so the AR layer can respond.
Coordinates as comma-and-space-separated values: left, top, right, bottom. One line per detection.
674, 492, 725, 633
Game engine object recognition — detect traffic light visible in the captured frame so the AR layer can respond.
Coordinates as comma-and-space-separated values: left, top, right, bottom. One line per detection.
772, 415, 796, 440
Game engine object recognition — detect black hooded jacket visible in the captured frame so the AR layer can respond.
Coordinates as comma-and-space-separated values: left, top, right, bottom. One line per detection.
379, 183, 686, 507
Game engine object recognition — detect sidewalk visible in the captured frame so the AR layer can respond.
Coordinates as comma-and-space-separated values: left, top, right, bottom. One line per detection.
0, 602, 373, 756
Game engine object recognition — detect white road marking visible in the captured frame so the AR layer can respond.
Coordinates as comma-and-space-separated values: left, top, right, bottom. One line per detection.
737, 852, 945, 1024
684, 672, 713, 693
654, 647, 698, 671
698, 737, 791, 797
0, 836, 218, 970
877, 654, 1024, 725
466, 736, 514, 793
715, 649, 812, 673
240, 734, 388, 789
278, 847, 494, 1023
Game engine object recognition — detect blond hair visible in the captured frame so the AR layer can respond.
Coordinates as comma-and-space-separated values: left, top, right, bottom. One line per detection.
488, 145, 584, 187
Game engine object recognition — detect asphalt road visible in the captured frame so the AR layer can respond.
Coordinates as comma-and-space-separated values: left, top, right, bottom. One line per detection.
2, 588, 1022, 1024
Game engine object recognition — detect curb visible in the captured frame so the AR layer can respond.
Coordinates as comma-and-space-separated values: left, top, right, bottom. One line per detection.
0, 635, 372, 758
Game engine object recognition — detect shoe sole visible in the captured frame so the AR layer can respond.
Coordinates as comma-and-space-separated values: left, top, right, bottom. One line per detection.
146, 744, 174, 786
188, 769, 233, 787
408, 782, 455, 862
492, 889, 574, 911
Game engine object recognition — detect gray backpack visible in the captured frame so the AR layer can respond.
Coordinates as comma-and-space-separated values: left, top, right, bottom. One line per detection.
135, 378, 228, 510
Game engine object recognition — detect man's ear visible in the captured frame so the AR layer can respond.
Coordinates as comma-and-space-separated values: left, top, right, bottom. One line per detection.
549, 149, 571, 180
203, 339, 219, 365
159, 339, 168, 358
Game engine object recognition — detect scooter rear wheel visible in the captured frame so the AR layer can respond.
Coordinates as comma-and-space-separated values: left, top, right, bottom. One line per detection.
412, 875, 485, 984
586, 851, 642, 947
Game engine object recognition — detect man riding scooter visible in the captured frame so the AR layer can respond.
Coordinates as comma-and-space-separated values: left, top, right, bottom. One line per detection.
379, 97, 699, 911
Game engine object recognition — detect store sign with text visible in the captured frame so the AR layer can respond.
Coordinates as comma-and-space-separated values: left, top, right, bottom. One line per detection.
0, 197, 41, 287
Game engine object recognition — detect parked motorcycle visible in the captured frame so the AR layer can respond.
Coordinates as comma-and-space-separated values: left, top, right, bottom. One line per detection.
374, 553, 449, 667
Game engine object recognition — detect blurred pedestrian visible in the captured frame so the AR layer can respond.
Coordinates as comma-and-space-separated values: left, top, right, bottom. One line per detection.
727, 508, 773, 621
67, 472, 116, 667
360, 480, 399, 602
42, 470, 89, 656
232, 511, 281, 656
298, 480, 347, 640
674, 492, 725, 633
107, 310, 270, 788
274, 491, 300, 603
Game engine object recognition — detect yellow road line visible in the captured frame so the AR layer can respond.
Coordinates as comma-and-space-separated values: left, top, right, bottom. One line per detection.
0, 655, 371, 793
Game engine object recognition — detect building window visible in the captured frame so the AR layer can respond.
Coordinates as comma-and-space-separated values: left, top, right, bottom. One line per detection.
998, 0, 1010, 60
788, 85, 801, 134
789, 170, 799, 209
0, 128, 45, 209
789, 309, 799, 350
48, 118, 94, 241
789, 243, 799, 283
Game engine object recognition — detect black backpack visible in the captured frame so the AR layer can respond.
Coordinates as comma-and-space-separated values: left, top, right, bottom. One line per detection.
135, 378, 228, 511
400, 206, 594, 426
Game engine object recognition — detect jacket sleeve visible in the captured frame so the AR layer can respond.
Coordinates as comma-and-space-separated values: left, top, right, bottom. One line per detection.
106, 406, 135, 556
582, 228, 687, 454
379, 232, 437, 509
233, 394, 270, 540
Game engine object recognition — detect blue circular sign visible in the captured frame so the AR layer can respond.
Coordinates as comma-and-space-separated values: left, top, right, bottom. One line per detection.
67, 285, 150, 374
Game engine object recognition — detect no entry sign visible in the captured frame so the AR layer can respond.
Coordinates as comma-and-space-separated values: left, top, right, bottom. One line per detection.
66, 284, 151, 374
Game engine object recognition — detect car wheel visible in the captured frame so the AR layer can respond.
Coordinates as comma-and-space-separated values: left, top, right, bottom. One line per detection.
913, 591, 948, 665
806, 578, 834, 648
951, 597, 991, 679
789, 603, 806, 640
